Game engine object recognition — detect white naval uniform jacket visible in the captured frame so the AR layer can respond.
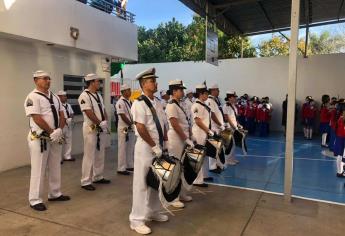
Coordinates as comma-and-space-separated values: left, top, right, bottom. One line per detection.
116, 96, 133, 130
206, 96, 224, 132
191, 99, 211, 144
166, 99, 190, 159
25, 89, 63, 133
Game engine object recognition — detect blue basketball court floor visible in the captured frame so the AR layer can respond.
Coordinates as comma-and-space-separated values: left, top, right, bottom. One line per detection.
207, 133, 345, 205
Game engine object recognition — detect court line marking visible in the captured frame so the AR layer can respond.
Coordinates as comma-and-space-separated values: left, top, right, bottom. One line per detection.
237, 154, 336, 162
247, 137, 322, 147
207, 182, 345, 207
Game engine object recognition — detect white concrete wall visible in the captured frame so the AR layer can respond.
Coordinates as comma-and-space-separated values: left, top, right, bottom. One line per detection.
0, 0, 138, 61
0, 37, 112, 172
123, 53, 345, 132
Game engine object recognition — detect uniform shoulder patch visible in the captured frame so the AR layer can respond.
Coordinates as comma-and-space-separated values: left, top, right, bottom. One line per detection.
26, 98, 33, 107
81, 99, 85, 104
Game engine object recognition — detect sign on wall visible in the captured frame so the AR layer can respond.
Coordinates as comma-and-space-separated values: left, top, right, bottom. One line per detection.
206, 28, 218, 66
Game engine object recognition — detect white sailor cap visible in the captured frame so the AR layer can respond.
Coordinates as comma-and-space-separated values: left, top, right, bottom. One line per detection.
33, 70, 50, 78
186, 89, 194, 94
135, 67, 158, 80
120, 84, 131, 91
84, 73, 98, 81
160, 90, 168, 97
195, 83, 208, 93
57, 90, 67, 96
209, 83, 219, 90
195, 84, 207, 90
226, 91, 238, 97
168, 79, 186, 89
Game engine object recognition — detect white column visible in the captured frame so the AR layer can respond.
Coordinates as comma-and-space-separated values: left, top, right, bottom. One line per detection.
284, 0, 301, 202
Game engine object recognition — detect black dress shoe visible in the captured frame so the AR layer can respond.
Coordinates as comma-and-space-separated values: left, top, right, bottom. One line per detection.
336, 173, 345, 178
63, 158, 76, 162
193, 183, 208, 187
204, 177, 214, 181
30, 203, 47, 211
209, 169, 221, 174
93, 178, 111, 184
126, 168, 134, 172
117, 170, 130, 175
81, 184, 96, 191
48, 195, 71, 201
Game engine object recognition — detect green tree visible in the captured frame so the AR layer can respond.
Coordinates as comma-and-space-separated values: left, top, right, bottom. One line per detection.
258, 36, 290, 57
308, 31, 345, 55
218, 32, 256, 59
137, 16, 256, 63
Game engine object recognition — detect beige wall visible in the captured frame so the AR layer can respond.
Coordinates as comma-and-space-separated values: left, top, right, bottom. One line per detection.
124, 53, 345, 132
0, 37, 112, 172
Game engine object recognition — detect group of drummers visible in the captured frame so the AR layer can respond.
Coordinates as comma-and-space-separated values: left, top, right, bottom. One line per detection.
125, 67, 247, 234
24, 68, 247, 235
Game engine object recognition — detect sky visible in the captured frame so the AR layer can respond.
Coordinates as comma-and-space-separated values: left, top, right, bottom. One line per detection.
127, 0, 345, 48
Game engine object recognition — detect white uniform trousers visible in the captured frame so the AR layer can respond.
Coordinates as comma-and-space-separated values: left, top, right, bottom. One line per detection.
129, 139, 162, 227
81, 124, 106, 186
117, 129, 135, 171
27, 133, 62, 205
192, 132, 208, 184
62, 126, 73, 160
167, 131, 190, 197
209, 127, 221, 170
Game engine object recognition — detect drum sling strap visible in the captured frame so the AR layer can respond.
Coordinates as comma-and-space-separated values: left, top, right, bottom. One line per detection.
85, 91, 105, 151
195, 101, 211, 130
138, 95, 164, 147
171, 99, 190, 126
35, 92, 60, 152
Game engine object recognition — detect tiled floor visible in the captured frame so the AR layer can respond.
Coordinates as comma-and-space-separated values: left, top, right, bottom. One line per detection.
208, 133, 345, 204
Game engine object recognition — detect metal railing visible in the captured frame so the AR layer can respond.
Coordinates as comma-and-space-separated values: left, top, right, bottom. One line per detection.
81, 0, 135, 23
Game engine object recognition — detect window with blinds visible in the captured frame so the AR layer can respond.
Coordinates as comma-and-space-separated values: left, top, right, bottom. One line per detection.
63, 74, 104, 115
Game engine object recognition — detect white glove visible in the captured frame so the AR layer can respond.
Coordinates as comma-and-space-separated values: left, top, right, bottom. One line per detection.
208, 130, 215, 137
152, 145, 162, 157
50, 128, 63, 142
99, 120, 108, 132
185, 138, 194, 148
220, 125, 226, 131
66, 118, 73, 127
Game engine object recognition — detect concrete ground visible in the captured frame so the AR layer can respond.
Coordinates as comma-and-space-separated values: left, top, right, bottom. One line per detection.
0, 145, 344, 236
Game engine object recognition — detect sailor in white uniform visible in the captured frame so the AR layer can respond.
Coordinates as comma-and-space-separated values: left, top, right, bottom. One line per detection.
57, 90, 75, 162
166, 79, 194, 208
116, 84, 135, 175
129, 68, 168, 235
206, 84, 225, 173
24, 70, 70, 211
78, 73, 111, 191
191, 84, 214, 187
223, 91, 241, 165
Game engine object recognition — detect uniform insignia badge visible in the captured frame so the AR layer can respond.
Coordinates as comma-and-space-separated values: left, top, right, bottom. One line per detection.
26, 98, 33, 107
81, 99, 85, 104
